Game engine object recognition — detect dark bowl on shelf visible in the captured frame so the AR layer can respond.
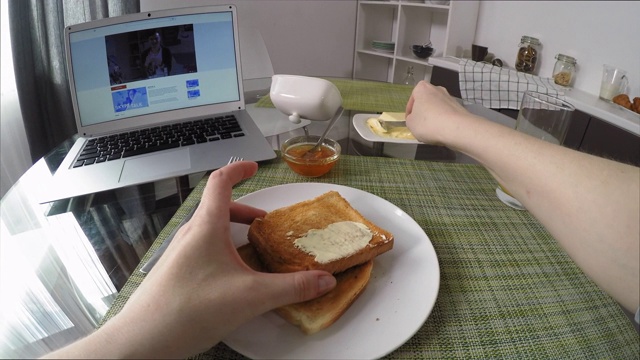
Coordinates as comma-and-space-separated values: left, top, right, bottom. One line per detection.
412, 45, 434, 59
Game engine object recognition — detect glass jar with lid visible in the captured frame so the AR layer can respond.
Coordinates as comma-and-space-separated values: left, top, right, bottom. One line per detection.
515, 36, 541, 74
552, 54, 577, 87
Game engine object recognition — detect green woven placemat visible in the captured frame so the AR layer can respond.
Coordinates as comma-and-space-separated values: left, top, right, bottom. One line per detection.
256, 78, 413, 113
102, 155, 639, 359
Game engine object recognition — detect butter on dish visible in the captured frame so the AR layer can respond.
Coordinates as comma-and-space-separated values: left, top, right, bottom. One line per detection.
366, 112, 416, 140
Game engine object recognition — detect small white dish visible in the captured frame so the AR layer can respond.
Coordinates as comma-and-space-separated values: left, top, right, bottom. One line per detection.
353, 113, 420, 144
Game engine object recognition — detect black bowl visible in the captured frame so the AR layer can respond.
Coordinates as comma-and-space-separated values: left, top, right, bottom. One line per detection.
412, 45, 434, 59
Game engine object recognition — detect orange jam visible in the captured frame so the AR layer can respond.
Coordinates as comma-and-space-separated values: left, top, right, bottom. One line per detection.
283, 143, 338, 177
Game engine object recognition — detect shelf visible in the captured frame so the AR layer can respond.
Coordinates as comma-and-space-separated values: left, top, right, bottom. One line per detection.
358, 49, 438, 66
360, 1, 401, 6
361, 0, 450, 10
357, 49, 395, 59
353, 0, 479, 84
399, 3, 451, 11
395, 55, 432, 66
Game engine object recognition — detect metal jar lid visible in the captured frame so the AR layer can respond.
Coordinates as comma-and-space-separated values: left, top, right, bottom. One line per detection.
555, 53, 577, 65
520, 36, 541, 46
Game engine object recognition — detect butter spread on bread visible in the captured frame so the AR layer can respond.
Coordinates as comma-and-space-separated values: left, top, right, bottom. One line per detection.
293, 221, 373, 263
248, 191, 394, 274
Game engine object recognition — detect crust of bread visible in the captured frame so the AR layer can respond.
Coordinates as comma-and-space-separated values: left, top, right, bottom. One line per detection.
247, 191, 393, 274
237, 243, 373, 335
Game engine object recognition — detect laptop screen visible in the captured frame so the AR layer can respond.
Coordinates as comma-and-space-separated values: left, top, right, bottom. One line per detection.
67, 8, 241, 128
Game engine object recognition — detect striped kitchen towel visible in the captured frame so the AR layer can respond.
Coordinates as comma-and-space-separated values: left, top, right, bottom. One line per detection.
458, 59, 565, 110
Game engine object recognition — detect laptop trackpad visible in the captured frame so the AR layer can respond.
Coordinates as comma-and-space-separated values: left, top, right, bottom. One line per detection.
119, 149, 191, 184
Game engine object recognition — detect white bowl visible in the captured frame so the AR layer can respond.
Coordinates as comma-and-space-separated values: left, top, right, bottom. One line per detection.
270, 75, 342, 123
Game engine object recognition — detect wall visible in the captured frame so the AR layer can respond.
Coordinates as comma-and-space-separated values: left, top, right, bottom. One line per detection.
140, 0, 357, 78
474, 1, 640, 98
143, 1, 640, 99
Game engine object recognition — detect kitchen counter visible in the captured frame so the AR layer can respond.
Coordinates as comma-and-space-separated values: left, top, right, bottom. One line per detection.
429, 56, 640, 136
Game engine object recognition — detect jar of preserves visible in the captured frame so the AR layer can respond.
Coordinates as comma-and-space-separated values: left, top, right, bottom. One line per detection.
515, 36, 541, 74
552, 54, 577, 87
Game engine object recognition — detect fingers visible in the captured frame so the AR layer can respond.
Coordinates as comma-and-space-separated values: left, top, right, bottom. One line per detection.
230, 202, 267, 224
197, 161, 259, 222
406, 81, 431, 117
405, 94, 415, 117
256, 270, 337, 311
434, 84, 449, 96
204, 161, 267, 224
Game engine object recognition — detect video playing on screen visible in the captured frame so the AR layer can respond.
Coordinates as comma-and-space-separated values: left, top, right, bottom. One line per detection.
105, 25, 198, 85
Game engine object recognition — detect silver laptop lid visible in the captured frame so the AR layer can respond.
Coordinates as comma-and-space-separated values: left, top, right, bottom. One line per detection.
64, 5, 246, 137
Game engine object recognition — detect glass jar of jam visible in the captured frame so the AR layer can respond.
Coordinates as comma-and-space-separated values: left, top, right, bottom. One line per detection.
552, 54, 577, 87
515, 36, 541, 74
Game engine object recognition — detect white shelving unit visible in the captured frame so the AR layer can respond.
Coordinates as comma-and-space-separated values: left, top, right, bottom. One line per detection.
353, 0, 479, 84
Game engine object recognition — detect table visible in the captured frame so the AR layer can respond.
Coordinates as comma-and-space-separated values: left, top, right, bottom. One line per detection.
2, 81, 637, 358
101, 154, 638, 359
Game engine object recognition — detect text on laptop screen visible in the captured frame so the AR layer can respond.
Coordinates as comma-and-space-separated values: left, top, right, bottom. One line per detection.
68, 11, 240, 127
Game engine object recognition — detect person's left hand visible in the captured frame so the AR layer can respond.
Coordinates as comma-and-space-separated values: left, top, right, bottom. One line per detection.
90, 161, 337, 358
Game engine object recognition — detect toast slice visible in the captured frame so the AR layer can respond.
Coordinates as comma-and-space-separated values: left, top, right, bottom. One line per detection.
237, 243, 374, 335
247, 191, 393, 274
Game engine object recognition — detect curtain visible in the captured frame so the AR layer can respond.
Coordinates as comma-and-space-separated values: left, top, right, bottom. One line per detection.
8, 0, 140, 163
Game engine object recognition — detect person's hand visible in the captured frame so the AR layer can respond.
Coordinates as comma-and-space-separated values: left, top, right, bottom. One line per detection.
405, 81, 471, 145
86, 161, 337, 358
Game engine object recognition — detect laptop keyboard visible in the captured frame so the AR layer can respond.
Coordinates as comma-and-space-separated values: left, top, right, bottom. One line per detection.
73, 115, 245, 168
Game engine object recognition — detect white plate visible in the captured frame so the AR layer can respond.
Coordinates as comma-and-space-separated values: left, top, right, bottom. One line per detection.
223, 183, 439, 359
353, 113, 421, 144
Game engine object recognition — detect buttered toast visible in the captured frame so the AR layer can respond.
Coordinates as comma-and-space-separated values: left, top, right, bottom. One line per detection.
237, 243, 373, 335
247, 191, 393, 274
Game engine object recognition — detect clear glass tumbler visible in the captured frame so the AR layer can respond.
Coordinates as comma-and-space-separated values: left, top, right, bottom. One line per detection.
496, 91, 575, 210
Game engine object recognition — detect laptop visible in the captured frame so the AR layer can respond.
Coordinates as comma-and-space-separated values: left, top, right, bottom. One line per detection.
39, 5, 276, 203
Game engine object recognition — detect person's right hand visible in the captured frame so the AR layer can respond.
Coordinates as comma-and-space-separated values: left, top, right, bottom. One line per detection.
405, 81, 470, 146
